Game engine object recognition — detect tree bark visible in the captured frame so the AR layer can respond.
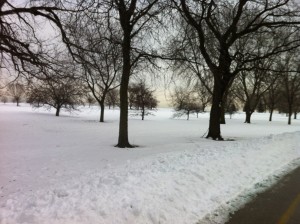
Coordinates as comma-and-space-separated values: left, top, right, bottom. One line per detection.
244, 99, 253, 123
142, 106, 145, 120
220, 101, 226, 124
118, 87, 132, 147
288, 105, 292, 125
269, 108, 273, 122
288, 113, 292, 125
55, 106, 60, 116
116, 29, 133, 148
206, 78, 224, 140
220, 88, 229, 124
245, 111, 252, 123
117, 77, 132, 147
100, 103, 105, 122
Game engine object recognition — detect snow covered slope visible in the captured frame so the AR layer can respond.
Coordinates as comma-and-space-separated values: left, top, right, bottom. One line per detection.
0, 104, 300, 224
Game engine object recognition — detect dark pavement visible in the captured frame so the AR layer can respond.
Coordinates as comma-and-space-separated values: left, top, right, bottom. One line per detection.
225, 166, 300, 224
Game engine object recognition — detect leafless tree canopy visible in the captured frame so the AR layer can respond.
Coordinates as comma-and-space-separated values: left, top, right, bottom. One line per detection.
27, 76, 85, 116
128, 80, 158, 120
66, 8, 122, 122
170, 0, 300, 139
170, 82, 202, 120
0, 0, 78, 74
88, 0, 162, 147
276, 50, 300, 124
7, 81, 25, 106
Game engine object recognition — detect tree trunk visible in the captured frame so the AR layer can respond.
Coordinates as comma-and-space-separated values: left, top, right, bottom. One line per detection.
55, 107, 60, 116
244, 99, 252, 123
220, 90, 229, 124
116, 30, 133, 148
100, 103, 105, 122
187, 110, 189, 120
220, 101, 226, 124
269, 108, 273, 122
245, 111, 252, 123
288, 105, 292, 125
206, 78, 224, 140
294, 112, 297, 120
142, 106, 145, 120
117, 77, 132, 147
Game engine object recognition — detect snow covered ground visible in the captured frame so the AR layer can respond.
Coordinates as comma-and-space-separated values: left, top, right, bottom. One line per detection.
0, 103, 300, 224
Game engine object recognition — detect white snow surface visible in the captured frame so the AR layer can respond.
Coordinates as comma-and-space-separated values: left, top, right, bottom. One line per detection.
0, 104, 300, 224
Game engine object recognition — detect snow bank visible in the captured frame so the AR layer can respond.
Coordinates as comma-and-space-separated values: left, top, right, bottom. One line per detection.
1, 130, 300, 224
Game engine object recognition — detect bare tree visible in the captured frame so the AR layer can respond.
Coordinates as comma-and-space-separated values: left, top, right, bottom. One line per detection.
129, 81, 158, 120
7, 82, 25, 106
1, 95, 8, 104
193, 80, 212, 113
277, 51, 300, 125
66, 11, 122, 122
106, 89, 119, 109
128, 85, 139, 110
171, 85, 198, 120
28, 77, 84, 116
233, 58, 278, 123
27, 53, 85, 116
265, 77, 281, 121
66, 0, 162, 146
225, 101, 238, 119
95, 0, 162, 147
169, 22, 214, 115
172, 0, 300, 139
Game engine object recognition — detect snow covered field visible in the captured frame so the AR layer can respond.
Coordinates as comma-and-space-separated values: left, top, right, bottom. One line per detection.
0, 103, 300, 224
